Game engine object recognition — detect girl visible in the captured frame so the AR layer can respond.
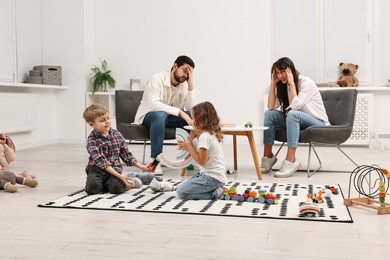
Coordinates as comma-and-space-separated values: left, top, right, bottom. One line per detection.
149, 101, 226, 200
261, 57, 330, 178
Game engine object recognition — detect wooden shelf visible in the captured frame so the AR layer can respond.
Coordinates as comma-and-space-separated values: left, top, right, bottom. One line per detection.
86, 91, 115, 95
0, 82, 68, 90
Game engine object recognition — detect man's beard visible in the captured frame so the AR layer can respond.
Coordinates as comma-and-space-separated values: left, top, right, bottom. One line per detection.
174, 71, 187, 83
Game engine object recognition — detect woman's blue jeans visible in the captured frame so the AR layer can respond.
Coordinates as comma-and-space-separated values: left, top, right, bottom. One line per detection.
263, 110, 325, 147
176, 172, 224, 200
143, 111, 190, 158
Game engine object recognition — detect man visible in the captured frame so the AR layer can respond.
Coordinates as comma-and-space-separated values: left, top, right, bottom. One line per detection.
134, 55, 197, 174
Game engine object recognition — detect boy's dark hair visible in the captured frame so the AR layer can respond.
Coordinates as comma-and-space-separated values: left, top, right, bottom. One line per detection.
172, 55, 195, 70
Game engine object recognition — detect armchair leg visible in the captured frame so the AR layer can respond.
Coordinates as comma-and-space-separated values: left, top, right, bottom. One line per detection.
336, 145, 358, 167
307, 144, 358, 177
142, 140, 147, 164
273, 142, 356, 177
307, 143, 322, 177
271, 143, 285, 171
274, 142, 285, 157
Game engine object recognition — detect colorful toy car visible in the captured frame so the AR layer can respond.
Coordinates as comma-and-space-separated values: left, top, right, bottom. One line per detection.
222, 187, 278, 204
258, 189, 278, 205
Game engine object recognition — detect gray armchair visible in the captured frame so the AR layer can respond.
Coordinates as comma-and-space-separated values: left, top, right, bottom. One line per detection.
115, 90, 176, 163
274, 88, 358, 177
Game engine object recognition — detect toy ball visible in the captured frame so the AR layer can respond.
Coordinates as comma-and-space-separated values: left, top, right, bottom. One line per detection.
323, 189, 332, 198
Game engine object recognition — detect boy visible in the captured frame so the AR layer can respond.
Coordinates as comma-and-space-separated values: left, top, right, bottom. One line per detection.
83, 104, 150, 195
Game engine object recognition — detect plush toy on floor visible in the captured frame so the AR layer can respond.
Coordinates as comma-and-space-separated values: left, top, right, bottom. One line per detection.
0, 133, 16, 170
0, 170, 38, 193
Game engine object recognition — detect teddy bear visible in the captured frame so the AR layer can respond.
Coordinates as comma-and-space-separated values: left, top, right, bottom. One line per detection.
0, 143, 15, 170
0, 170, 38, 193
0, 134, 16, 170
336, 62, 359, 87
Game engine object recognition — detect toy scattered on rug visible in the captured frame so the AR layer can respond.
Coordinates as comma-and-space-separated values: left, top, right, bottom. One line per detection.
312, 190, 324, 204
0, 133, 16, 170
299, 194, 320, 217
336, 62, 359, 87
0, 170, 38, 193
222, 187, 278, 204
311, 186, 337, 204
258, 189, 278, 205
157, 128, 193, 169
344, 164, 390, 215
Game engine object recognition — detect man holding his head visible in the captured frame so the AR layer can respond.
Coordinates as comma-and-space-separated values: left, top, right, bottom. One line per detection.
134, 55, 197, 174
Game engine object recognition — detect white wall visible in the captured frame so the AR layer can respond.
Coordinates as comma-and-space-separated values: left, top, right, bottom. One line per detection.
13, 0, 390, 150
40, 0, 90, 144
6, 0, 273, 149
8, 0, 88, 149
93, 0, 273, 140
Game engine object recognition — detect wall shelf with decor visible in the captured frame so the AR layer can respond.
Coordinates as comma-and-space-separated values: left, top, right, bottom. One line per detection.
0, 82, 68, 90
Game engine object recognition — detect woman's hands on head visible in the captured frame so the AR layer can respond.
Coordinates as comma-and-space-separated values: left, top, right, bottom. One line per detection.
271, 68, 280, 86
286, 67, 294, 86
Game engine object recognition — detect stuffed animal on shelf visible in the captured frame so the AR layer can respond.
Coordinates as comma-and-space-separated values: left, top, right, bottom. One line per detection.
0, 170, 38, 193
336, 62, 359, 87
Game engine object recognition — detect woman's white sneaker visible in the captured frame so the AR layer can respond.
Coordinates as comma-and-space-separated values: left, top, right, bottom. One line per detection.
274, 159, 301, 178
260, 155, 277, 173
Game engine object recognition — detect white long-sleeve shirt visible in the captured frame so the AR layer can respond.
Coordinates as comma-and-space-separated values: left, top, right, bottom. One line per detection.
134, 70, 197, 124
274, 75, 330, 126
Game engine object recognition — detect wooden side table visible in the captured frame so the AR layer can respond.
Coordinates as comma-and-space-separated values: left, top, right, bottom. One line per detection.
182, 125, 268, 180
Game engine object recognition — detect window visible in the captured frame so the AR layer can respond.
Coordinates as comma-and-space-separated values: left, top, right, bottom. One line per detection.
274, 0, 385, 86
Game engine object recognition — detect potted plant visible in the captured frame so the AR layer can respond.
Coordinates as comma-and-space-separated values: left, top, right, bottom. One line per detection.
90, 58, 116, 93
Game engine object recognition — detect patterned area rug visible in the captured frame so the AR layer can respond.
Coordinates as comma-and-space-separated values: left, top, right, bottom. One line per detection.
38, 180, 353, 223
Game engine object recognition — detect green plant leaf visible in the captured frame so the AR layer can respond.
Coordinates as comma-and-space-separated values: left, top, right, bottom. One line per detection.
90, 59, 116, 93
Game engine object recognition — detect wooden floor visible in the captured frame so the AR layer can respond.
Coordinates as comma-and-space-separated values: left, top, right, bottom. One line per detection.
2, 142, 390, 259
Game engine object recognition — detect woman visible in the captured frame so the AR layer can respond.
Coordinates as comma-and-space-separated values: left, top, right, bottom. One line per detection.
261, 57, 330, 178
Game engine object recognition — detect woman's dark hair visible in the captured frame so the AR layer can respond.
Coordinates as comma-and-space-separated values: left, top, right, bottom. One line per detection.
272, 57, 299, 114
171, 55, 195, 70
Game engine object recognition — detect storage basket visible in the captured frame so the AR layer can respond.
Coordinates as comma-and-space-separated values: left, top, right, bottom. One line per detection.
33, 65, 62, 86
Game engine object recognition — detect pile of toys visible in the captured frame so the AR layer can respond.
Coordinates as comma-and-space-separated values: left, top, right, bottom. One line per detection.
299, 186, 338, 217
222, 187, 278, 205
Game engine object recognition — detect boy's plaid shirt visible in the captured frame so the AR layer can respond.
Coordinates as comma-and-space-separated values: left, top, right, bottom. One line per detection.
85, 128, 138, 174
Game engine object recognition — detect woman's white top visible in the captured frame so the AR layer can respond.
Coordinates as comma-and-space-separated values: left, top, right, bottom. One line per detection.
274, 75, 330, 126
